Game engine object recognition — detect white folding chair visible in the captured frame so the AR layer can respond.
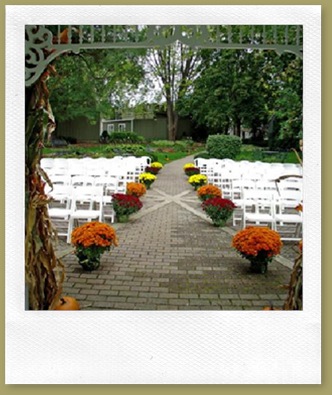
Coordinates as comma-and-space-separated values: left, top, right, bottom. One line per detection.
242, 189, 277, 229
71, 175, 95, 187
67, 186, 104, 243
67, 158, 86, 177
47, 184, 73, 239
40, 158, 54, 172
274, 194, 303, 241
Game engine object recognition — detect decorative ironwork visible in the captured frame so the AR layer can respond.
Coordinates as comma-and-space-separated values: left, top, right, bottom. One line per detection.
25, 24, 303, 86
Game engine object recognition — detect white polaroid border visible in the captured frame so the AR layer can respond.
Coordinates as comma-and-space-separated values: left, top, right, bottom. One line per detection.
6, 5, 321, 384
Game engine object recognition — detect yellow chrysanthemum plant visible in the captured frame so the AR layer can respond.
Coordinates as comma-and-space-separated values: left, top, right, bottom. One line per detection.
150, 162, 163, 169
139, 172, 157, 189
188, 174, 208, 190
183, 163, 196, 171
145, 161, 163, 175
71, 221, 119, 271
232, 226, 282, 274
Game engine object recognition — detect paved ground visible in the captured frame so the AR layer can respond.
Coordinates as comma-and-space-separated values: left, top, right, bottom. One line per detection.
56, 155, 299, 310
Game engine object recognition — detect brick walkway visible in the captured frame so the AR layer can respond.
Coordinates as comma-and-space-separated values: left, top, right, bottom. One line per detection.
57, 155, 296, 310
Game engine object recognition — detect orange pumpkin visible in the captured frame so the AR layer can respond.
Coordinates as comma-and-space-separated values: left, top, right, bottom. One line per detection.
262, 301, 283, 310
263, 305, 282, 311
54, 296, 80, 310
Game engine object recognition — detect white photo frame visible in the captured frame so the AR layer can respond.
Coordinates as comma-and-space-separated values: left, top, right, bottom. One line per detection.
6, 5, 321, 384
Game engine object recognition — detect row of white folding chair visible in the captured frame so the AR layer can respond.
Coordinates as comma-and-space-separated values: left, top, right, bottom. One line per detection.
47, 173, 128, 193
42, 156, 151, 178
207, 164, 302, 185
230, 179, 302, 229
196, 158, 302, 181
240, 190, 302, 241
229, 186, 302, 241
47, 185, 115, 243
210, 167, 302, 199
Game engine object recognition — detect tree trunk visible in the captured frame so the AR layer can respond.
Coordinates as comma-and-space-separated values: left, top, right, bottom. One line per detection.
25, 69, 65, 310
166, 100, 178, 141
235, 118, 241, 137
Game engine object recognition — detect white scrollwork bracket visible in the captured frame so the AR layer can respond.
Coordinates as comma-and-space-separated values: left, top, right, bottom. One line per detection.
25, 25, 66, 87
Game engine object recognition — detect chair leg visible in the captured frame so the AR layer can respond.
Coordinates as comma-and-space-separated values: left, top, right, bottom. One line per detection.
67, 217, 74, 244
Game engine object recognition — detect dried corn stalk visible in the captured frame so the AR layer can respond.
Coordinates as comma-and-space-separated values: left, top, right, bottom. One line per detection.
25, 66, 65, 310
283, 252, 302, 310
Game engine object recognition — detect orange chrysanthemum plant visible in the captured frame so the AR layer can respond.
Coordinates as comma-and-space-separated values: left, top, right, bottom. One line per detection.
232, 226, 282, 274
71, 221, 118, 271
126, 182, 147, 198
197, 184, 222, 201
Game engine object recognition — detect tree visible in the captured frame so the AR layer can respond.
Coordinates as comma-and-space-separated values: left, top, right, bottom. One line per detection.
179, 48, 302, 148
180, 49, 268, 137
144, 35, 202, 141
271, 55, 303, 148
48, 48, 146, 126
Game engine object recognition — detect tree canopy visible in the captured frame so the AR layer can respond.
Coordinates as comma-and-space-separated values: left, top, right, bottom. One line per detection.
48, 31, 302, 148
48, 48, 146, 124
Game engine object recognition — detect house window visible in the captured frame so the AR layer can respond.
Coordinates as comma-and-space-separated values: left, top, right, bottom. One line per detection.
107, 124, 115, 133
118, 123, 126, 132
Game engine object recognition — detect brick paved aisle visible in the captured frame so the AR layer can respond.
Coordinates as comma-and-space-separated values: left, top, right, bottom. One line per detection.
60, 155, 293, 310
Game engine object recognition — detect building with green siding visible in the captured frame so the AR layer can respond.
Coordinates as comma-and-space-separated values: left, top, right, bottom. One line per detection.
55, 114, 194, 142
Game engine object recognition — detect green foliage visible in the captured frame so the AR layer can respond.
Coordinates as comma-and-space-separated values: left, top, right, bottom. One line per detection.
136, 151, 159, 163
103, 143, 158, 161
194, 151, 210, 160
150, 139, 195, 152
206, 134, 242, 160
48, 49, 145, 123
178, 49, 302, 149
108, 132, 145, 144
104, 143, 145, 153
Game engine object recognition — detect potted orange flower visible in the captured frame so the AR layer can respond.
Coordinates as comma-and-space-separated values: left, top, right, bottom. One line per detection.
71, 221, 118, 271
197, 184, 222, 201
232, 227, 282, 274
126, 182, 147, 198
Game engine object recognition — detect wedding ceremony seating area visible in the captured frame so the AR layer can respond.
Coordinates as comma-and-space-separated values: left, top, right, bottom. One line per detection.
42, 156, 151, 242
194, 158, 303, 241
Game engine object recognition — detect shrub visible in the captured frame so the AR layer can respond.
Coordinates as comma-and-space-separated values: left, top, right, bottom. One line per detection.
136, 151, 159, 163
108, 131, 145, 144
104, 144, 145, 155
194, 151, 210, 160
206, 134, 242, 160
